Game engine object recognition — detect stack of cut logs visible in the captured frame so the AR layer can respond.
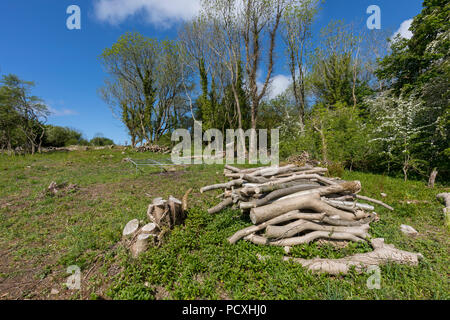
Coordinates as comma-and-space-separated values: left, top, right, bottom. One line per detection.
201, 164, 383, 246
201, 164, 424, 274
135, 142, 171, 153
122, 191, 190, 258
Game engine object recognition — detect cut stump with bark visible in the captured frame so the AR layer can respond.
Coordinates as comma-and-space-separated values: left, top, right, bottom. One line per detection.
122, 219, 140, 238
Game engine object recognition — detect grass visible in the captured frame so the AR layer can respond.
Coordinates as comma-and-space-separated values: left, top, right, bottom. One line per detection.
0, 148, 448, 300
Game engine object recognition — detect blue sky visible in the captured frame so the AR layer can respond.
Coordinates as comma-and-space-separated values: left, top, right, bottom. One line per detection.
0, 0, 424, 145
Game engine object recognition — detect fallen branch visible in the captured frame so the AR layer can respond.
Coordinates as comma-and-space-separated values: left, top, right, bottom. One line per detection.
355, 195, 394, 211
200, 179, 244, 193
265, 220, 369, 239
208, 197, 233, 214
282, 238, 423, 274
245, 231, 365, 247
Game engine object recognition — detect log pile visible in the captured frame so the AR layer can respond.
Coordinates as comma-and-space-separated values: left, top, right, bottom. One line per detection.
200, 164, 392, 247
201, 164, 424, 274
122, 189, 191, 258
200, 164, 389, 246
135, 142, 171, 153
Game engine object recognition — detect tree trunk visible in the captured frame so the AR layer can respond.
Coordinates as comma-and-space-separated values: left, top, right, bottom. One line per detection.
428, 168, 438, 188
282, 238, 423, 275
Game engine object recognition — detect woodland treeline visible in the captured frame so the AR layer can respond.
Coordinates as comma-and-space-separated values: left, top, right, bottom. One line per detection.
98, 0, 448, 182
0, 0, 448, 182
0, 74, 114, 152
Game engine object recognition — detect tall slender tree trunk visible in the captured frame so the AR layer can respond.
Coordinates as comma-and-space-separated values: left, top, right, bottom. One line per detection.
314, 122, 327, 164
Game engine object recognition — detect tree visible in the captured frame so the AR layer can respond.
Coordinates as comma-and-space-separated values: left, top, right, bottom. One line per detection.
374, 0, 449, 180
367, 92, 429, 181
43, 125, 85, 147
0, 86, 21, 153
198, 0, 248, 133
309, 21, 361, 109
282, 0, 319, 128
0, 74, 49, 154
100, 33, 189, 145
90, 136, 114, 146
241, 0, 287, 130
377, 0, 449, 95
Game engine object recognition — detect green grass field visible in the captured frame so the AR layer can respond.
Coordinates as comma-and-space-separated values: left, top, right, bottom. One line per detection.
0, 148, 448, 300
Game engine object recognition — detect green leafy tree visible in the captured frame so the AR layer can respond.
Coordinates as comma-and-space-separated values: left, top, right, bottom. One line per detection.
90, 136, 114, 146
0, 74, 49, 154
100, 33, 189, 145
374, 0, 449, 181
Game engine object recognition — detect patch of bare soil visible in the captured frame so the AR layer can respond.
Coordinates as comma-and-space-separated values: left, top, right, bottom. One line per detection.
0, 171, 193, 300
154, 286, 171, 300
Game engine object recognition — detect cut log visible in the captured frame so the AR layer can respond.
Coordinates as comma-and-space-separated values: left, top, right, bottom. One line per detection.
122, 219, 140, 238
249, 164, 297, 177
130, 233, 153, 258
168, 195, 184, 226
240, 184, 321, 209
322, 199, 374, 212
151, 199, 169, 227
224, 164, 242, 173
227, 211, 326, 244
355, 194, 394, 211
265, 220, 370, 239
200, 179, 244, 193
275, 181, 361, 202
264, 166, 325, 177
208, 197, 233, 214
322, 214, 377, 227
250, 193, 365, 224
140, 223, 159, 235
282, 238, 423, 274
321, 200, 356, 213
241, 174, 269, 184
241, 174, 333, 195
245, 231, 365, 246
329, 195, 356, 201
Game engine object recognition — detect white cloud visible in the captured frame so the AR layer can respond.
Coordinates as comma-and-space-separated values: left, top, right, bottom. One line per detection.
93, 0, 201, 26
393, 19, 413, 40
48, 106, 78, 117
268, 74, 292, 99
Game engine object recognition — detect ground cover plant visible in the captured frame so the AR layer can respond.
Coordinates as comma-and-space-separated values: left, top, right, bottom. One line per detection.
0, 148, 448, 300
